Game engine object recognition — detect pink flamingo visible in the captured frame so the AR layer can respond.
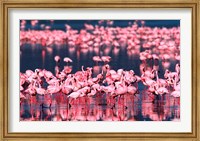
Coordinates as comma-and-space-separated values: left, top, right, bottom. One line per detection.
141, 67, 155, 79
35, 87, 46, 95
46, 82, 61, 107
155, 70, 167, 87
63, 57, 73, 66
127, 85, 138, 95
61, 83, 73, 95
54, 55, 61, 65
171, 90, 180, 98
101, 56, 111, 64
92, 56, 102, 65
175, 64, 180, 75
154, 85, 169, 96
141, 76, 156, 87
63, 66, 72, 74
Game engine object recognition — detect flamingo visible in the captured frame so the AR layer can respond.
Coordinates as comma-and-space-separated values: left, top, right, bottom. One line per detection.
35, 87, 46, 95
68, 91, 82, 99
155, 70, 167, 87
92, 56, 102, 65
141, 76, 156, 87
25, 70, 34, 77
54, 55, 61, 65
46, 83, 61, 107
154, 86, 169, 95
101, 56, 111, 64
127, 85, 138, 95
20, 20, 181, 121
61, 84, 73, 95
63, 57, 73, 66
171, 90, 180, 98
141, 67, 155, 79
171, 79, 180, 104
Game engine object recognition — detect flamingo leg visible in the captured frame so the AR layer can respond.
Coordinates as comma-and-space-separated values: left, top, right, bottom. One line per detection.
75, 98, 78, 120
122, 95, 125, 121
66, 96, 69, 121
50, 107, 52, 121
85, 96, 87, 120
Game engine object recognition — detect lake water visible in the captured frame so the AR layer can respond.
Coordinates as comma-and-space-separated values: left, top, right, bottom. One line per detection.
20, 20, 180, 121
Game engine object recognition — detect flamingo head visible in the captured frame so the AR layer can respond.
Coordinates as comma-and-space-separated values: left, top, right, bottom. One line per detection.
140, 76, 145, 82
86, 67, 93, 72
129, 70, 135, 75
35, 68, 40, 74
54, 55, 60, 62
142, 67, 146, 73
165, 69, 169, 73
97, 73, 103, 79
105, 64, 110, 70
175, 63, 180, 73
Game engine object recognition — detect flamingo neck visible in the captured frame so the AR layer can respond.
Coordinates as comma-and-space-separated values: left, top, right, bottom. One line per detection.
174, 76, 177, 89
156, 71, 159, 82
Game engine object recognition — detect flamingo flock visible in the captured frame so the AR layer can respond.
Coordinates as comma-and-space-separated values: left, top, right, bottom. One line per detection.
20, 20, 180, 121
20, 55, 180, 121
20, 20, 180, 62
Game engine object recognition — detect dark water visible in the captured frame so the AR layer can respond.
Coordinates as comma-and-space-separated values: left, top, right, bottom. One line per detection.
20, 44, 178, 77
20, 20, 180, 121
22, 20, 180, 31
20, 20, 180, 75
20, 44, 180, 121
20, 92, 180, 121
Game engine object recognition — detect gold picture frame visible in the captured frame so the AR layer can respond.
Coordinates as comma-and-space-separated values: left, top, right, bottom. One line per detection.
0, 0, 199, 140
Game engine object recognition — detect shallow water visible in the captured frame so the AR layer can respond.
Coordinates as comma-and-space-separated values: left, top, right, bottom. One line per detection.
20, 20, 180, 121
20, 44, 180, 121
20, 44, 178, 77
20, 92, 180, 121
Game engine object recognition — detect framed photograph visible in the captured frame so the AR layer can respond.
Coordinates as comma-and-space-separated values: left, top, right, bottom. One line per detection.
1, 0, 199, 140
